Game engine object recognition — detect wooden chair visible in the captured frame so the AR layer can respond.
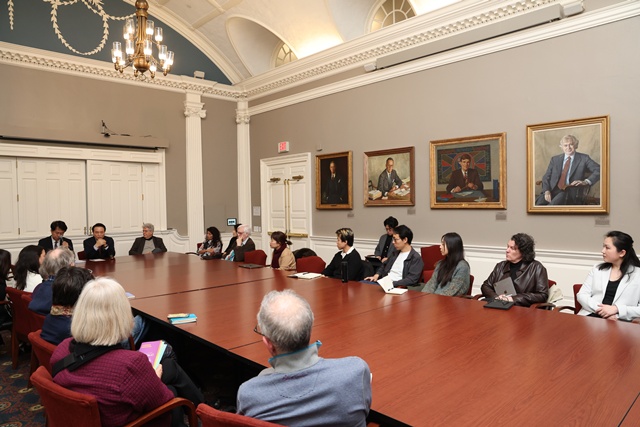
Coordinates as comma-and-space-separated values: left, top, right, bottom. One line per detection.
29, 329, 57, 375
77, 250, 86, 261
420, 245, 445, 284
31, 366, 197, 427
6, 287, 32, 369
196, 403, 284, 426
467, 274, 475, 296
295, 256, 326, 274
22, 293, 45, 331
554, 284, 582, 314
244, 250, 267, 266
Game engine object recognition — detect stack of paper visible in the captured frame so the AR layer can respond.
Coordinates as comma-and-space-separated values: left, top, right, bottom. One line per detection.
288, 272, 323, 280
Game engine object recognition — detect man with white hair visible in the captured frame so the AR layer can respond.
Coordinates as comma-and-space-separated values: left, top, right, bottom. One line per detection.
128, 223, 167, 255
225, 224, 255, 262
28, 247, 76, 315
237, 289, 372, 426
536, 134, 600, 205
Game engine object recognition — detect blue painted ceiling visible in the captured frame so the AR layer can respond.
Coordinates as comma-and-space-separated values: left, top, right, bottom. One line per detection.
0, 1, 231, 84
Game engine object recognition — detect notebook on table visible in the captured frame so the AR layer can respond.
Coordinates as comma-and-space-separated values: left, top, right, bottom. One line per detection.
377, 276, 408, 295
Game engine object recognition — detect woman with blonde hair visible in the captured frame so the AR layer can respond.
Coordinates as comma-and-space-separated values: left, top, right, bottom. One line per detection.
51, 278, 202, 427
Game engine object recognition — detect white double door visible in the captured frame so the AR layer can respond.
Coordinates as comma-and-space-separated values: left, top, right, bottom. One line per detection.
260, 153, 313, 255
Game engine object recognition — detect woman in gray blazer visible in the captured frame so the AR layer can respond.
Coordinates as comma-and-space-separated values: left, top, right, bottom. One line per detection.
577, 231, 640, 321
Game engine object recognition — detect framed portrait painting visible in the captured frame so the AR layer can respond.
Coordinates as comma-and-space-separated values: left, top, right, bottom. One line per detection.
364, 147, 415, 206
430, 133, 506, 209
527, 116, 609, 213
316, 151, 352, 209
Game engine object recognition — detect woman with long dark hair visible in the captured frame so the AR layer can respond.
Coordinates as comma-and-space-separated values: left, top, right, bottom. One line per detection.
577, 231, 640, 320
14, 245, 45, 292
0, 249, 12, 301
422, 232, 470, 296
198, 226, 223, 259
269, 231, 295, 270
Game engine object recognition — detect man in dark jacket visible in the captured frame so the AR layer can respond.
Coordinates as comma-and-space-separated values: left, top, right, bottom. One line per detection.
128, 223, 167, 255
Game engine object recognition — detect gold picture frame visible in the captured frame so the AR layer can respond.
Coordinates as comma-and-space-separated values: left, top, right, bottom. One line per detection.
527, 116, 609, 213
316, 151, 353, 209
430, 133, 506, 209
364, 147, 415, 206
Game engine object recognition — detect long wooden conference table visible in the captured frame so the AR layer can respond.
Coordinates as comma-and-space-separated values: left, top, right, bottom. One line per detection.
85, 253, 640, 426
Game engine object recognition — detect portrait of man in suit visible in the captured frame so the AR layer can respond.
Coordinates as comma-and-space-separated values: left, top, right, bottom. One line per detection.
446, 153, 484, 194
316, 152, 352, 209
321, 160, 347, 204
535, 134, 600, 206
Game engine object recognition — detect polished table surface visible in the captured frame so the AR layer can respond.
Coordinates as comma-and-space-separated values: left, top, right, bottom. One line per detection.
130, 274, 424, 351
83, 253, 281, 299
233, 294, 640, 426
94, 253, 640, 426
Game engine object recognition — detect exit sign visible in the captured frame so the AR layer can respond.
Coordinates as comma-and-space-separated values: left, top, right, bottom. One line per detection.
278, 141, 289, 153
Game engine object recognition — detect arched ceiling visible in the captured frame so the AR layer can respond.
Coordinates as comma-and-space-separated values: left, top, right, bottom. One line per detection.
0, 0, 463, 85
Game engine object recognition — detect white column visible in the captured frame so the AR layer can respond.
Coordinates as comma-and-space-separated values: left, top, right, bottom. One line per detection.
236, 98, 252, 226
184, 91, 206, 250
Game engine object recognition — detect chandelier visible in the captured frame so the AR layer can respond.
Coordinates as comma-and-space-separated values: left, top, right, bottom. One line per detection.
111, 0, 174, 79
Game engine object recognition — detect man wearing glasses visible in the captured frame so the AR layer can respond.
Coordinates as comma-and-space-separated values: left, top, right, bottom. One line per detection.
364, 224, 424, 288
237, 290, 372, 426
225, 224, 255, 262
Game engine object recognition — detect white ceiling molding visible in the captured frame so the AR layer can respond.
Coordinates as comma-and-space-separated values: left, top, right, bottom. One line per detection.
248, 0, 640, 115
1, 1, 637, 109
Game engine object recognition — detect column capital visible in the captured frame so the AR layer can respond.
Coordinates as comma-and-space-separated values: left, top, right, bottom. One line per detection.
236, 110, 250, 124
184, 100, 206, 119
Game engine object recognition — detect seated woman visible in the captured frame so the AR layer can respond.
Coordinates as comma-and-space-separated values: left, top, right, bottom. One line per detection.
480, 233, 548, 307
41, 266, 94, 345
422, 232, 470, 296
322, 228, 364, 281
221, 224, 240, 259
0, 249, 12, 322
577, 231, 640, 321
269, 231, 296, 270
14, 245, 45, 292
51, 278, 204, 427
198, 226, 223, 259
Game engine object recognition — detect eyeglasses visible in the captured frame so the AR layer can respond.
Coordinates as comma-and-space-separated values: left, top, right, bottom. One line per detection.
253, 324, 266, 337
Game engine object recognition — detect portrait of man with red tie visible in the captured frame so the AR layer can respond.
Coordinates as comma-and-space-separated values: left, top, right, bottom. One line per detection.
535, 134, 600, 206
446, 153, 484, 194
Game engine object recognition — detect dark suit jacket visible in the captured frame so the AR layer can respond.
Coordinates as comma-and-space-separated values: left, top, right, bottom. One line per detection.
233, 238, 256, 262
322, 174, 347, 204
128, 236, 167, 255
38, 236, 74, 252
446, 168, 483, 193
377, 169, 403, 195
539, 152, 600, 193
83, 236, 116, 259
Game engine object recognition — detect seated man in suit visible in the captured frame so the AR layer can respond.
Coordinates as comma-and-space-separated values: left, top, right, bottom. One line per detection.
446, 153, 483, 194
536, 134, 600, 205
128, 223, 167, 255
225, 224, 255, 262
480, 233, 549, 307
322, 228, 364, 281
377, 157, 404, 199
237, 289, 372, 426
83, 223, 115, 260
28, 247, 76, 315
38, 220, 74, 253
364, 225, 424, 288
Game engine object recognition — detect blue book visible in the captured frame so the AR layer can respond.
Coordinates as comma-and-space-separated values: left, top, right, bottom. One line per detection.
168, 313, 197, 325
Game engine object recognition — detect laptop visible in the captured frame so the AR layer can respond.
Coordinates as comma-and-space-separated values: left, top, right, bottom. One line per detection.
238, 263, 265, 269
494, 277, 517, 297
377, 276, 408, 295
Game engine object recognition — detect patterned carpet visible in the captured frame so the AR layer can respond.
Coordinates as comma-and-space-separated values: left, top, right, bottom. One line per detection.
0, 331, 46, 426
